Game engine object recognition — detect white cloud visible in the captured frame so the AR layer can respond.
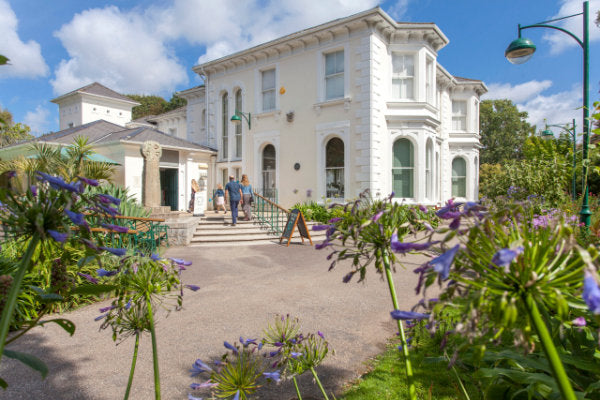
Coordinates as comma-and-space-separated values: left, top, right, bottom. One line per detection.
542, 0, 600, 55
24, 105, 51, 135
483, 80, 553, 103
387, 0, 411, 20
0, 0, 48, 79
148, 0, 379, 64
51, 6, 188, 95
483, 80, 583, 129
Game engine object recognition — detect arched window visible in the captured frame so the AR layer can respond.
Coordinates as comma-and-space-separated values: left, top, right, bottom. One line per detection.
392, 139, 414, 198
235, 89, 242, 158
325, 138, 344, 198
262, 144, 276, 199
221, 93, 228, 159
452, 157, 467, 198
426, 140, 433, 200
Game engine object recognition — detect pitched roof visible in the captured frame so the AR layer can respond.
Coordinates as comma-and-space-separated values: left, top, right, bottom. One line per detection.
3, 119, 216, 153
51, 82, 140, 105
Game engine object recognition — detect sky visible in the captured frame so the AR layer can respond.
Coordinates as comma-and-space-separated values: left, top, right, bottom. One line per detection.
0, 0, 599, 136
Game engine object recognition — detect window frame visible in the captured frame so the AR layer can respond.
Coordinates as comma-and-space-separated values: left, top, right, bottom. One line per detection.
391, 53, 415, 101
234, 89, 243, 159
392, 138, 415, 199
221, 92, 229, 160
325, 137, 345, 199
261, 68, 276, 113
324, 50, 345, 101
452, 100, 468, 132
451, 157, 467, 198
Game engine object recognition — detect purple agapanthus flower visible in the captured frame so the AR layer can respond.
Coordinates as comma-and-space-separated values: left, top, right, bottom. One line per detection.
390, 310, 429, 321
190, 359, 213, 377
572, 316, 586, 327
101, 223, 129, 233
80, 238, 98, 250
125, 299, 132, 310
48, 229, 68, 243
419, 204, 428, 213
185, 284, 200, 292
151, 253, 161, 261
99, 247, 127, 257
491, 247, 524, 270
96, 194, 121, 206
4, 171, 16, 179
36, 172, 80, 192
239, 336, 257, 347
429, 245, 460, 280
328, 217, 342, 223
96, 268, 118, 277
65, 209, 86, 226
583, 273, 600, 314
390, 233, 436, 254
372, 211, 384, 222
190, 380, 218, 389
318, 330, 325, 339
342, 272, 354, 283
94, 313, 108, 321
263, 371, 281, 382
188, 394, 203, 400
78, 272, 99, 284
449, 217, 461, 230
78, 176, 99, 187
30, 185, 37, 197
170, 258, 192, 266
233, 391, 240, 400
290, 352, 302, 359
312, 224, 332, 231
315, 240, 332, 250
99, 305, 116, 313
224, 341, 238, 355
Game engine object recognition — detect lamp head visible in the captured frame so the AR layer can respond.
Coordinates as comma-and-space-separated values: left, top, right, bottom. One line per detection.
230, 114, 242, 125
541, 129, 555, 138
505, 37, 536, 64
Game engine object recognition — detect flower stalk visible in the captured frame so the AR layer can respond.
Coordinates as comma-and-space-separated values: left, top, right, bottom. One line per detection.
0, 234, 40, 363
383, 250, 416, 400
524, 293, 576, 400
309, 366, 329, 400
146, 295, 161, 400
123, 332, 140, 400
292, 376, 303, 400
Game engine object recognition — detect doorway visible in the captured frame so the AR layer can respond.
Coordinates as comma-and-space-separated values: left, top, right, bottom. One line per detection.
160, 168, 178, 211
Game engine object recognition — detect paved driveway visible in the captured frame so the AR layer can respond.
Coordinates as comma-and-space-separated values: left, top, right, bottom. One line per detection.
0, 243, 428, 400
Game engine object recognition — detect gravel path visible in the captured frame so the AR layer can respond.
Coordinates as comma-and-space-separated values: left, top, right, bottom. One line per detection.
0, 243, 429, 400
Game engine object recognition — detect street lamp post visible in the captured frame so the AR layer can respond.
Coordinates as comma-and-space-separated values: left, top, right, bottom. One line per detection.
542, 119, 577, 201
505, 0, 591, 227
230, 110, 251, 130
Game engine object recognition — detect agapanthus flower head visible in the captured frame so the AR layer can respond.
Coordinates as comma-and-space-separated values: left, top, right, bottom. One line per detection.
170, 258, 192, 266
101, 223, 129, 233
96, 194, 121, 206
224, 341, 238, 355
36, 172, 81, 193
48, 229, 68, 243
185, 284, 200, 292
390, 233, 436, 254
315, 240, 332, 250
342, 271, 355, 283
390, 310, 429, 321
583, 272, 600, 314
428, 244, 460, 280
190, 380, 218, 389
290, 352, 302, 359
151, 253, 161, 261
188, 394, 203, 400
372, 211, 384, 222
312, 224, 333, 231
318, 330, 325, 339
78, 272, 98, 284
572, 316, 586, 327
30, 185, 37, 197
418, 204, 428, 213
99, 305, 116, 313
239, 336, 257, 347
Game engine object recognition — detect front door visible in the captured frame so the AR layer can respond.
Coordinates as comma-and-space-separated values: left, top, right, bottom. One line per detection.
160, 168, 178, 211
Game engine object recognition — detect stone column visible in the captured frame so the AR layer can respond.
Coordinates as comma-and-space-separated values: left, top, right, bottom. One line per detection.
141, 140, 162, 207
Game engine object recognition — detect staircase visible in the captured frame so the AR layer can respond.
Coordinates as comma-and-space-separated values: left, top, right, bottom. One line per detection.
189, 213, 327, 247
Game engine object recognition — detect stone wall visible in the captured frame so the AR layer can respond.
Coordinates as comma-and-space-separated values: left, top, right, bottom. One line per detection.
165, 216, 201, 246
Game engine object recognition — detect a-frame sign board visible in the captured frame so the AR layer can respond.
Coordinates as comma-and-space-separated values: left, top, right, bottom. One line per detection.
280, 208, 313, 247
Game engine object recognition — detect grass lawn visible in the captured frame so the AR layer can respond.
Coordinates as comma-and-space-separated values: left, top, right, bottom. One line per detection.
340, 339, 478, 400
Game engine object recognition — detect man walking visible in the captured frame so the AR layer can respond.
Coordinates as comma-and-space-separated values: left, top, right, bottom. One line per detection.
224, 175, 243, 226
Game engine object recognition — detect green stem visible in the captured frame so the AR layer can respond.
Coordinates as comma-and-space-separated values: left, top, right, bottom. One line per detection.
0, 235, 40, 363
6, 308, 47, 345
309, 366, 329, 400
444, 350, 470, 400
146, 296, 161, 400
524, 293, 576, 400
382, 251, 416, 400
123, 332, 140, 400
292, 376, 303, 400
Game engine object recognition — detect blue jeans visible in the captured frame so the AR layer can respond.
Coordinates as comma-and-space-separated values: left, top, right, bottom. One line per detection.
230, 200, 240, 224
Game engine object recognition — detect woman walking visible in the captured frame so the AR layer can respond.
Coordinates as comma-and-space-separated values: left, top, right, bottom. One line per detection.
188, 179, 200, 213
214, 184, 226, 214
240, 174, 253, 221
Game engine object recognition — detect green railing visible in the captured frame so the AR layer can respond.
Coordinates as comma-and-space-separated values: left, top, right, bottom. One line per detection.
252, 192, 289, 235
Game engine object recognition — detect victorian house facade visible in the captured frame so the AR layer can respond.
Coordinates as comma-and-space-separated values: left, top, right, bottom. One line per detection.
183, 7, 486, 207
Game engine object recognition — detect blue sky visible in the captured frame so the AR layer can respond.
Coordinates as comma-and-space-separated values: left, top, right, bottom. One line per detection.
0, 0, 599, 135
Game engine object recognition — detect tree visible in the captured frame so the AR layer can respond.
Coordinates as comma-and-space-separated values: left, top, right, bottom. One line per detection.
126, 93, 187, 120
0, 108, 33, 148
479, 99, 532, 165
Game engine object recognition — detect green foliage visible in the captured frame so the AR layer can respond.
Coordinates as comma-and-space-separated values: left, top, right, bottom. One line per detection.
479, 99, 532, 164
292, 201, 339, 223
0, 55, 9, 66
0, 107, 33, 148
211, 348, 264, 400
127, 93, 187, 120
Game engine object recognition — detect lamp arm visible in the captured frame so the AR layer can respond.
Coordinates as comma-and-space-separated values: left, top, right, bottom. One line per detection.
519, 24, 584, 48
234, 110, 251, 129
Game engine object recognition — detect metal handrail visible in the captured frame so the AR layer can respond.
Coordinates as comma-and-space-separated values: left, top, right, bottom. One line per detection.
252, 191, 289, 235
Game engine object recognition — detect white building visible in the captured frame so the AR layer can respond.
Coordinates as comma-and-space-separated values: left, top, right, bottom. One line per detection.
51, 82, 140, 130
183, 7, 486, 207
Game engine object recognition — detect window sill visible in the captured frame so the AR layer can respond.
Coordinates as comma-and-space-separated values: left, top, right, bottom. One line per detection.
313, 97, 351, 115
255, 110, 281, 119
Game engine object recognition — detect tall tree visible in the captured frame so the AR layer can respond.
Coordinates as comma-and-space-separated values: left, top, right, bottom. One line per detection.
0, 108, 33, 148
479, 99, 532, 165
126, 93, 187, 120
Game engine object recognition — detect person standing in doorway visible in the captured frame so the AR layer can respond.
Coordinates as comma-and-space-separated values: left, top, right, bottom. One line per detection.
240, 174, 253, 221
188, 179, 200, 213
224, 175, 242, 226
